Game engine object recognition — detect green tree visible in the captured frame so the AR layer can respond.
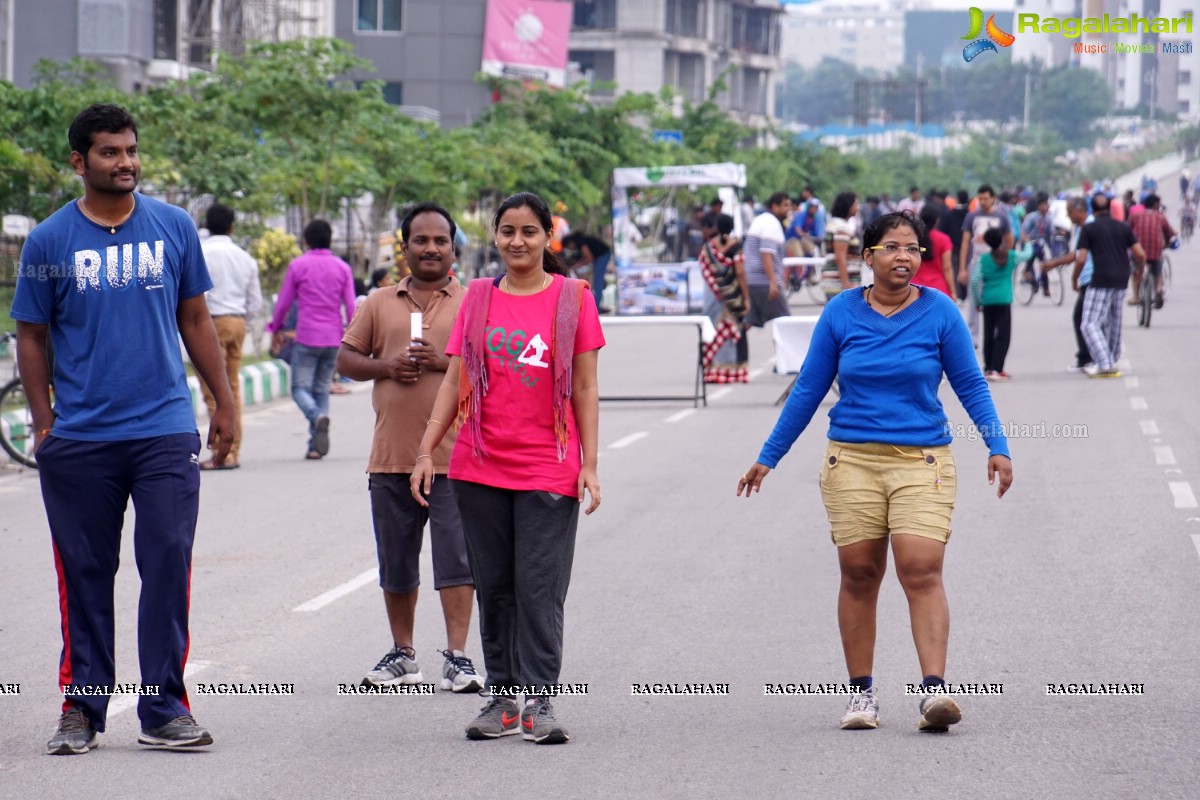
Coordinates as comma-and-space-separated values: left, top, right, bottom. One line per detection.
0, 59, 124, 218
1031, 66, 1112, 146
132, 76, 268, 213
475, 79, 661, 232
217, 38, 379, 220
743, 139, 862, 201
775, 59, 866, 126
1178, 125, 1200, 160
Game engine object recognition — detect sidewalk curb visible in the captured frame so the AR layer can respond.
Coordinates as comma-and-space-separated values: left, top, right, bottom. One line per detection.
1, 359, 292, 463
188, 358, 291, 418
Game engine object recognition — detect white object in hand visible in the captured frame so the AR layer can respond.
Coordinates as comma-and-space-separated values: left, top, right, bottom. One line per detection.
410, 312, 423, 361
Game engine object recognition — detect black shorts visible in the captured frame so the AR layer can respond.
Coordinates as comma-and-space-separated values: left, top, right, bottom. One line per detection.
368, 473, 472, 594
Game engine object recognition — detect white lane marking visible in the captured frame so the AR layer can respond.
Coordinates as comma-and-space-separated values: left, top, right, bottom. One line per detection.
1124, 377, 1139, 389
1140, 420, 1160, 435
1169, 482, 1198, 509
1130, 397, 1148, 411
666, 409, 696, 424
608, 432, 648, 450
708, 387, 733, 402
1154, 447, 1177, 466
293, 568, 378, 612
748, 368, 765, 380
109, 660, 212, 718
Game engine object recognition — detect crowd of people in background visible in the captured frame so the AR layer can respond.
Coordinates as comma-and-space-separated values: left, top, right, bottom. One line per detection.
204, 171, 1180, 396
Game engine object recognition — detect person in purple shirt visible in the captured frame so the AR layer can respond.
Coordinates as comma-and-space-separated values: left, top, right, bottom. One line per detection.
266, 219, 357, 459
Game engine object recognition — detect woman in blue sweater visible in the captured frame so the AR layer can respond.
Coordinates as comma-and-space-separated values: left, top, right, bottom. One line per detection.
738, 212, 1013, 733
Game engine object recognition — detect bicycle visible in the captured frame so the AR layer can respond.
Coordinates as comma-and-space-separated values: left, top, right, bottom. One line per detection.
0, 332, 40, 468
1016, 239, 1064, 307
785, 256, 828, 306
1136, 255, 1172, 329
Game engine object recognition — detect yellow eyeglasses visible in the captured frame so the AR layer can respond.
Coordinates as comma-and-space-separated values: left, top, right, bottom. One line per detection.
866, 244, 926, 256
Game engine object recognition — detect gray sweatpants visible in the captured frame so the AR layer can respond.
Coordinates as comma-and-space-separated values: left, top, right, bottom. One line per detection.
451, 480, 580, 693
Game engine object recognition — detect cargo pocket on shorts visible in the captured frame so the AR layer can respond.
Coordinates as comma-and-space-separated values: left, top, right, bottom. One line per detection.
818, 445, 843, 488
919, 449, 956, 493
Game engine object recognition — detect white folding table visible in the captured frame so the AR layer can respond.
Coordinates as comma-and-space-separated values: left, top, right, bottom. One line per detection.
771, 315, 822, 405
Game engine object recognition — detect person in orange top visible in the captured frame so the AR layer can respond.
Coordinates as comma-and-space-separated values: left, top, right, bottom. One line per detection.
550, 201, 570, 254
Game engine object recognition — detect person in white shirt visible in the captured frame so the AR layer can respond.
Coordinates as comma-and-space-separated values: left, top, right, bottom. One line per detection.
742, 192, 792, 328
199, 203, 263, 469
896, 186, 923, 215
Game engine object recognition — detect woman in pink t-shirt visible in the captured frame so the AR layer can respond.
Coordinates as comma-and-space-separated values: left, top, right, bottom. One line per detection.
412, 192, 604, 745
911, 205, 955, 298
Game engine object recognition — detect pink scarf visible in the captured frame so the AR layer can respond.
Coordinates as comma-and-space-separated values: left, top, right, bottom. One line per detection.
457, 274, 588, 461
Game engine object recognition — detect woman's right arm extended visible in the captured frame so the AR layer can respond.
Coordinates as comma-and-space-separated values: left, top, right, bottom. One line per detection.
757, 316, 838, 466
410, 356, 462, 506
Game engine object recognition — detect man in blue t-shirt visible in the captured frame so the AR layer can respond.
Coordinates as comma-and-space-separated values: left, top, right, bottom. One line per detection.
9, 104, 235, 755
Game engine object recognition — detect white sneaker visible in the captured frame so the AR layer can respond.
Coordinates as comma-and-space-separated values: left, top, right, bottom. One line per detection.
1082, 363, 1100, 376
440, 650, 484, 693
1065, 363, 1093, 373
918, 695, 962, 732
839, 687, 879, 730
362, 646, 423, 686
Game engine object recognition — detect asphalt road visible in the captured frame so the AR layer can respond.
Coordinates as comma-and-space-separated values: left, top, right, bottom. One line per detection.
1, 195, 1198, 799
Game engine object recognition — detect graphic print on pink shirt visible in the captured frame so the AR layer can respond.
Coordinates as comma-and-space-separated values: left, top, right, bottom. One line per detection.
446, 274, 605, 496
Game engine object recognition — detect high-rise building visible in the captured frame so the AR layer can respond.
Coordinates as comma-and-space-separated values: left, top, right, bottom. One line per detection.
1, 0, 12, 82
6, 0, 328, 92
1012, 0, 1198, 121
7, 1, 786, 129
333, 0, 492, 128
570, 0, 784, 126
781, 1, 905, 72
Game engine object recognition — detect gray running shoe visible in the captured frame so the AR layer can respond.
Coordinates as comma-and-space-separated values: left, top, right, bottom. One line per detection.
521, 698, 570, 744
440, 650, 484, 693
466, 697, 521, 740
138, 715, 214, 748
918, 695, 962, 732
46, 708, 98, 755
362, 645, 423, 687
839, 687, 879, 730
313, 415, 331, 456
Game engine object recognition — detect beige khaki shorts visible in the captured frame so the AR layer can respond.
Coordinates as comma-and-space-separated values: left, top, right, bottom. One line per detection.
818, 440, 957, 547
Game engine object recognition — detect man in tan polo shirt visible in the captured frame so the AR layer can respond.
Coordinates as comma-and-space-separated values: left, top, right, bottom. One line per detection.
337, 203, 482, 692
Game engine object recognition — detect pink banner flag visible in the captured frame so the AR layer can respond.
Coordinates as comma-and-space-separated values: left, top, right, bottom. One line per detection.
481, 0, 573, 88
